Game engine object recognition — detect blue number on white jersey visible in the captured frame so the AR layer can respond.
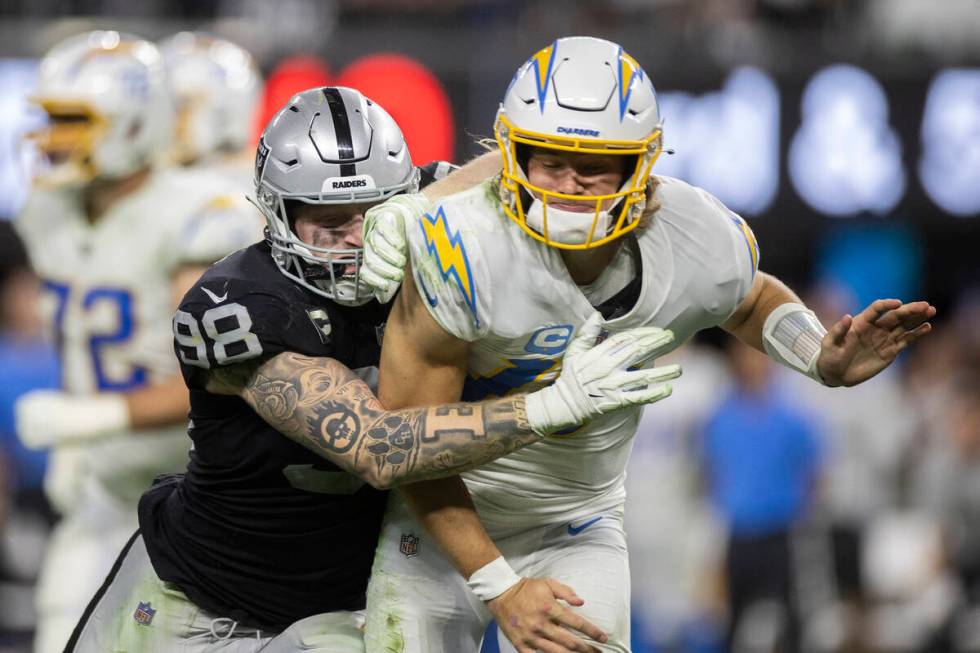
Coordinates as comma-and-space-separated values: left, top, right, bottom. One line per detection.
42, 281, 147, 391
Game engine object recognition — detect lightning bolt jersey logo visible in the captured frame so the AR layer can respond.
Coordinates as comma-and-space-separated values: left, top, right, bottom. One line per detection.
618, 48, 644, 121
419, 206, 479, 327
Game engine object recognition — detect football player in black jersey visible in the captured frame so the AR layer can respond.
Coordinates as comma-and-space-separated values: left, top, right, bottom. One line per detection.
66, 87, 681, 653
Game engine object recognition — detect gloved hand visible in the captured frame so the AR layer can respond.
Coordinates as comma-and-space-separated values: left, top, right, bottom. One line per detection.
525, 313, 681, 436
15, 390, 129, 450
361, 193, 431, 303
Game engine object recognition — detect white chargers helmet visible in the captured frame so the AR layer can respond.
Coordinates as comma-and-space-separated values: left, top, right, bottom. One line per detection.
28, 30, 173, 187
254, 86, 418, 305
494, 36, 663, 250
159, 32, 262, 165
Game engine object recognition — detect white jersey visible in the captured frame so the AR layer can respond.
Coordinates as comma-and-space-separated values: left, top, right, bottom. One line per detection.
406, 176, 759, 529
16, 166, 262, 503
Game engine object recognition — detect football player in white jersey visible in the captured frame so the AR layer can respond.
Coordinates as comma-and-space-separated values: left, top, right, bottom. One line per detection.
13, 31, 261, 653
358, 37, 936, 653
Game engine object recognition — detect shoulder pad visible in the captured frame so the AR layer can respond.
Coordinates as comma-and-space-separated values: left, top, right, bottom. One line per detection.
152, 168, 263, 267
15, 189, 74, 238
179, 193, 264, 265
418, 160, 459, 189
654, 176, 759, 318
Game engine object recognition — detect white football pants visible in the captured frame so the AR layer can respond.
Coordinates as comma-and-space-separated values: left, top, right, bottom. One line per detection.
67, 532, 366, 653
364, 494, 631, 653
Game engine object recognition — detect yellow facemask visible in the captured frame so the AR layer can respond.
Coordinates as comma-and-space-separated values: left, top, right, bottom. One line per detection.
493, 113, 663, 250
26, 98, 108, 186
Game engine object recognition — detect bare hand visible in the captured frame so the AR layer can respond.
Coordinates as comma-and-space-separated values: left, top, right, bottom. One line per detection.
488, 577, 607, 653
817, 299, 936, 387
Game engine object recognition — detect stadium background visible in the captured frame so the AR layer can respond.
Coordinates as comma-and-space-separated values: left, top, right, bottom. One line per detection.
0, 1, 978, 652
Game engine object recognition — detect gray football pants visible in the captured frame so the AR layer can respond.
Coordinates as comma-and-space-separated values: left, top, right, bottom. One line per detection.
67, 532, 365, 652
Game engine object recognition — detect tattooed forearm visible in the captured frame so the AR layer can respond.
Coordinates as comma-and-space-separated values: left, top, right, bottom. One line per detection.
251, 375, 300, 421
240, 352, 367, 455
305, 402, 360, 453
354, 398, 537, 487
233, 351, 541, 489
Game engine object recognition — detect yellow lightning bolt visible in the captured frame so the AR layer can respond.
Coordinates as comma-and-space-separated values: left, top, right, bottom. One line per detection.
419, 206, 476, 318
731, 215, 760, 273
532, 44, 555, 94
620, 51, 642, 105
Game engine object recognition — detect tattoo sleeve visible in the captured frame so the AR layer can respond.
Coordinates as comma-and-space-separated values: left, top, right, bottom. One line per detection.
229, 351, 541, 489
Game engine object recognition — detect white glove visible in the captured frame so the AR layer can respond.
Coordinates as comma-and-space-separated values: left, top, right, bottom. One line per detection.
361, 193, 431, 303
525, 313, 681, 436
15, 390, 130, 450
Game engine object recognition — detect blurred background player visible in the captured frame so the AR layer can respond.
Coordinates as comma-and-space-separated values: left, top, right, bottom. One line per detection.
158, 30, 262, 187
697, 339, 824, 652
12, 30, 262, 653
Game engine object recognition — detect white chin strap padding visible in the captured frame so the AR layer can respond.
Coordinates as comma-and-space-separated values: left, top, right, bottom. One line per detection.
525, 200, 611, 245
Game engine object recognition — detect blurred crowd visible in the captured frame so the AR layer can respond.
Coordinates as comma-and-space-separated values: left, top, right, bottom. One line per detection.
4, 0, 980, 70
625, 285, 980, 652
0, 222, 59, 652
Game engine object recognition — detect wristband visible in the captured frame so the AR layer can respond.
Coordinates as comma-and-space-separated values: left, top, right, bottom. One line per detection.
762, 302, 828, 385
466, 556, 521, 602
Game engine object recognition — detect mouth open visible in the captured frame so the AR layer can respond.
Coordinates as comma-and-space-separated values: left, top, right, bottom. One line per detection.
304, 260, 359, 282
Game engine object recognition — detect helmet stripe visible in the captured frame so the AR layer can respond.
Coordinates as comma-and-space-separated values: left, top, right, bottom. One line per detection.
618, 48, 644, 121
322, 87, 357, 176
531, 41, 558, 114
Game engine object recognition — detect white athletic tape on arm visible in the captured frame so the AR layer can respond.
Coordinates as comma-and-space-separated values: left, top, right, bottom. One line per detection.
466, 556, 522, 602
762, 302, 828, 385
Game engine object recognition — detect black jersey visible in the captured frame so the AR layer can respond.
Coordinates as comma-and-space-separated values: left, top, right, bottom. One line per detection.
140, 160, 453, 631
141, 240, 391, 631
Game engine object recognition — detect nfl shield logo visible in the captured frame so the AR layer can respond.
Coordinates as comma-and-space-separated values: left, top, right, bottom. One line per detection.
133, 601, 156, 626
399, 533, 420, 558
